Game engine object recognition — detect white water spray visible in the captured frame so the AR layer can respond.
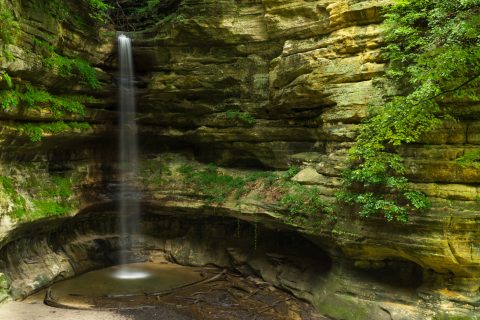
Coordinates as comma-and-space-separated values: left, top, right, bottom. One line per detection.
117, 34, 142, 272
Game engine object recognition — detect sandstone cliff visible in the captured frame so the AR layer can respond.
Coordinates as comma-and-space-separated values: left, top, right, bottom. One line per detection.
0, 1, 479, 319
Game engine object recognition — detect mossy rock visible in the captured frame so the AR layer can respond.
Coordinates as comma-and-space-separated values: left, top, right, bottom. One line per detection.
0, 273, 10, 302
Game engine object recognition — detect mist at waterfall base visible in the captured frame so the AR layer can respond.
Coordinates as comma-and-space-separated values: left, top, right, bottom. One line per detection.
116, 34, 145, 280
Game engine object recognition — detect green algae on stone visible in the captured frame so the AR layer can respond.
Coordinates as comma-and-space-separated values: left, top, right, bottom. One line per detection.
0, 273, 9, 302
19, 121, 92, 142
0, 170, 78, 222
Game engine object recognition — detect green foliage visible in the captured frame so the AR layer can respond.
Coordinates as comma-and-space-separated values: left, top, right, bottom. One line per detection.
340, 0, 480, 222
179, 164, 247, 203
0, 83, 92, 117
0, 273, 7, 289
46, 55, 100, 89
1, 173, 74, 220
0, 71, 12, 88
456, 149, 480, 168
86, 0, 112, 24
141, 161, 172, 185
130, 0, 185, 22
0, 175, 27, 219
279, 182, 333, 224
0, 3, 20, 61
133, 0, 162, 17
49, 176, 74, 198
20, 121, 91, 142
48, 0, 111, 25
30, 176, 74, 218
281, 166, 300, 180
175, 163, 281, 204
176, 162, 334, 225
30, 200, 71, 219
0, 273, 9, 302
226, 110, 256, 126
33, 39, 100, 89
46, 0, 71, 22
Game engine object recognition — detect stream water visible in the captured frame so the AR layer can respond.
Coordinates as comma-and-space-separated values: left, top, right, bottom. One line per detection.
117, 34, 141, 269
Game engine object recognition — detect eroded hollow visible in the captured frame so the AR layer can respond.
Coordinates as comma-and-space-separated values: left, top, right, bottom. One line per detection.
0, 202, 332, 308
355, 259, 423, 290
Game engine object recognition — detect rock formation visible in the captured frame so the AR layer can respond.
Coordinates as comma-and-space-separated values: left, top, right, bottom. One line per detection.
0, 0, 479, 319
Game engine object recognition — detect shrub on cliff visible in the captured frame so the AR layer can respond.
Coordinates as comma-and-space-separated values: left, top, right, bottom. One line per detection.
340, 0, 480, 222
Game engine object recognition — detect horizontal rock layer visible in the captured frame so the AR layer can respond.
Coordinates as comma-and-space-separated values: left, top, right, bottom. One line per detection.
0, 207, 473, 320
1, 0, 480, 320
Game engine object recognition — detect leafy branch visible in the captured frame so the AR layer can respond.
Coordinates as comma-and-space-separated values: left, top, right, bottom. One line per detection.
338, 0, 480, 222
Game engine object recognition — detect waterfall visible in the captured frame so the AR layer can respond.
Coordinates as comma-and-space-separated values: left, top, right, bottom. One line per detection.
117, 34, 140, 268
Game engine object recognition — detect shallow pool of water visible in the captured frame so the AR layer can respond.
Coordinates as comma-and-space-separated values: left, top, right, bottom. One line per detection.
21, 262, 328, 319
49, 262, 204, 303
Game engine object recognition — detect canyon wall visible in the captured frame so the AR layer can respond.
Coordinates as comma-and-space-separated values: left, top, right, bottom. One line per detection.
0, 0, 480, 319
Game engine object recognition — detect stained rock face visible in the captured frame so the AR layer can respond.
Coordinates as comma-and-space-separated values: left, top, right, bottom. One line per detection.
131, 0, 388, 169
1, 0, 480, 320
123, 0, 480, 317
0, 0, 117, 148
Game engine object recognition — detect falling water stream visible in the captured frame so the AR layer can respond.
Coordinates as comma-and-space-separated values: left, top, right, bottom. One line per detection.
117, 34, 144, 279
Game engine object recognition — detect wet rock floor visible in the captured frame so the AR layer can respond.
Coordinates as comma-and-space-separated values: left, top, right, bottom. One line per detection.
6, 265, 329, 320
113, 270, 328, 320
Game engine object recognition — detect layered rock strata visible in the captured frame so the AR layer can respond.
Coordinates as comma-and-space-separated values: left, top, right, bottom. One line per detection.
0, 0, 480, 320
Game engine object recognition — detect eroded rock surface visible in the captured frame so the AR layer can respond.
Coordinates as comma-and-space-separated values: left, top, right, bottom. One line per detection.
1, 0, 480, 320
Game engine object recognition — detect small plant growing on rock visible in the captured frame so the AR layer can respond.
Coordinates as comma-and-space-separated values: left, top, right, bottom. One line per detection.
276, 167, 334, 225
279, 183, 333, 225
1, 173, 76, 221
226, 110, 256, 126
20, 122, 91, 142
456, 150, 480, 169
178, 164, 247, 203
0, 2, 20, 61
0, 71, 12, 88
338, 0, 480, 222
0, 5, 19, 44
33, 39, 100, 89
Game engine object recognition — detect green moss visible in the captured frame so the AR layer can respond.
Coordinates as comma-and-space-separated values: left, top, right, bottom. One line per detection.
46, 0, 70, 22
456, 150, 480, 168
0, 175, 27, 219
0, 80, 93, 142
141, 161, 172, 185
226, 110, 256, 126
20, 121, 91, 142
0, 2, 20, 61
279, 182, 333, 225
0, 71, 12, 88
28, 175, 75, 219
178, 164, 248, 203
0, 274, 7, 288
433, 314, 477, 320
1, 173, 76, 221
40, 176, 73, 198
0, 273, 9, 302
30, 200, 72, 219
145, 159, 334, 227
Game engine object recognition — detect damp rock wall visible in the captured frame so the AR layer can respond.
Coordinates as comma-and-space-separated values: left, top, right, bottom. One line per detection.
0, 1, 480, 319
